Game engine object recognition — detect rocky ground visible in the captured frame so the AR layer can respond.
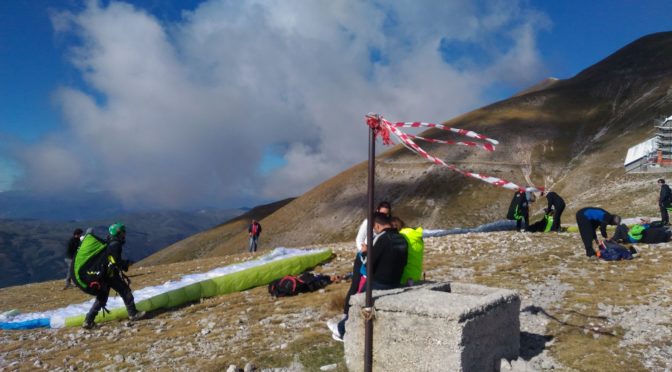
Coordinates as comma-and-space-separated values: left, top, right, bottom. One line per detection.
1, 228, 672, 371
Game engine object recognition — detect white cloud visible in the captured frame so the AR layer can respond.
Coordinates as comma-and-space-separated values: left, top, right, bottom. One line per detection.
11, 0, 549, 208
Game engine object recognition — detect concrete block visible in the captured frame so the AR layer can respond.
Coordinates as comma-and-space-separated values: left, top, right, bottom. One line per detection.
343, 282, 520, 372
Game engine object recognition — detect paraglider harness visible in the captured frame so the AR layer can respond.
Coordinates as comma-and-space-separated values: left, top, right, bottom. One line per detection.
72, 233, 132, 297
268, 272, 332, 297
507, 191, 528, 221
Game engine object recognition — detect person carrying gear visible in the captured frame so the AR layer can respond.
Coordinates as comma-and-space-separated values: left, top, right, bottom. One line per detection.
657, 179, 672, 225
542, 191, 565, 231
506, 189, 529, 231
575, 207, 621, 257
78, 223, 145, 329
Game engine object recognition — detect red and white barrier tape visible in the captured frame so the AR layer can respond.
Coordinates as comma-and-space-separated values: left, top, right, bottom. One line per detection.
365, 114, 542, 192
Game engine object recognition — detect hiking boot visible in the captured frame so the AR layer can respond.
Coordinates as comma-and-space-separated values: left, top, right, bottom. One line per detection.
82, 320, 95, 330
128, 311, 146, 322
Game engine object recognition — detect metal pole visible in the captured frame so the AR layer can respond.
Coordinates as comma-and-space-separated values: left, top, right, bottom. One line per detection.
364, 117, 376, 372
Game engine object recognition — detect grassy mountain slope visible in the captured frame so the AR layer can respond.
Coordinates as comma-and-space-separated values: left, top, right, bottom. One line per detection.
138, 198, 294, 266
145, 32, 672, 266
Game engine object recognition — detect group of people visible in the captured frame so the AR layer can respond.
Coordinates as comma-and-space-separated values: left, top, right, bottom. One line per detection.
63, 223, 145, 329
507, 189, 565, 233
506, 178, 672, 258
327, 201, 424, 342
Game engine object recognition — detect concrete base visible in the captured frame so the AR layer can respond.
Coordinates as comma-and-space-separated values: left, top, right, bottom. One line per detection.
343, 282, 521, 372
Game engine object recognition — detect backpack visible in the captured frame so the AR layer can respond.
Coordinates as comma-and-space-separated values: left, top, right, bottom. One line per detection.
268, 273, 331, 297
641, 227, 672, 244
598, 241, 633, 261
72, 234, 110, 295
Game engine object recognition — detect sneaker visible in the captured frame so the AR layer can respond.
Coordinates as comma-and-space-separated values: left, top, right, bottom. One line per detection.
82, 320, 95, 330
128, 311, 146, 322
326, 319, 343, 340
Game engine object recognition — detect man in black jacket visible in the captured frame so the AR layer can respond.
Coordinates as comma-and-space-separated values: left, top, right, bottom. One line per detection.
82, 223, 145, 329
328, 212, 408, 341
63, 228, 83, 289
658, 179, 671, 225
543, 191, 565, 231
367, 212, 408, 289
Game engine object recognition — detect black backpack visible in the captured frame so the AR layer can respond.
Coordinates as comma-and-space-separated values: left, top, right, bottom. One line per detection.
268, 273, 331, 297
268, 275, 304, 297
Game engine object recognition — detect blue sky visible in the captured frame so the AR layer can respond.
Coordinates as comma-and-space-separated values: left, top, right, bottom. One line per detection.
0, 0, 671, 208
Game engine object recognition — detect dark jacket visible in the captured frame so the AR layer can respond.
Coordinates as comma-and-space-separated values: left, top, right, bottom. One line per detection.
105, 236, 128, 274
660, 184, 672, 207
367, 228, 408, 286
545, 192, 565, 210
66, 236, 80, 259
578, 207, 614, 239
248, 222, 262, 237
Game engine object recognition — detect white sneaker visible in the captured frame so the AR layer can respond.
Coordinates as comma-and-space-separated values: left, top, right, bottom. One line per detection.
326, 319, 343, 341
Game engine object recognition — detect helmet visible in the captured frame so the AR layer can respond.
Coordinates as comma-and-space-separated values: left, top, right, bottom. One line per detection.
109, 222, 126, 237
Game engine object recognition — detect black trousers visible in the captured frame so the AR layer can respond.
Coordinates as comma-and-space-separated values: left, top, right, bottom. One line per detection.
660, 204, 669, 225
551, 204, 565, 231
575, 212, 598, 256
85, 274, 138, 323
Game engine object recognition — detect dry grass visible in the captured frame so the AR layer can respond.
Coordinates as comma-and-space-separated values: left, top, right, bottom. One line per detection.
3, 231, 672, 371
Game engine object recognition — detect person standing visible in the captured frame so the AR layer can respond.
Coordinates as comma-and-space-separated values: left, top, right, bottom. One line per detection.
82, 223, 145, 329
658, 179, 671, 225
575, 207, 621, 257
63, 228, 83, 289
543, 191, 566, 231
248, 219, 262, 253
506, 189, 529, 231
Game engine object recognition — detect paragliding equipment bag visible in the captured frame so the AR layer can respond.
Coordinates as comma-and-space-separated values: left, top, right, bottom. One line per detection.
598, 241, 633, 261
268, 273, 331, 297
72, 234, 110, 295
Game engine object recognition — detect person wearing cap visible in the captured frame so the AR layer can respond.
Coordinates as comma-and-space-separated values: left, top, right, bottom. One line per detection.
82, 222, 145, 329
658, 179, 672, 225
63, 228, 83, 289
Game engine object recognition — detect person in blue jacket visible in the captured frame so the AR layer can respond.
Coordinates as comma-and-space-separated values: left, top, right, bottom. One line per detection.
575, 207, 621, 257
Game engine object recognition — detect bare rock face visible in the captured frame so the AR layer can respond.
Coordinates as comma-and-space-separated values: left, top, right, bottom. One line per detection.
343, 282, 521, 372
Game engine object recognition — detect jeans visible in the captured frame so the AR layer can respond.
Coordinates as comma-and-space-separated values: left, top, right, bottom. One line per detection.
248, 236, 259, 253
64, 258, 74, 285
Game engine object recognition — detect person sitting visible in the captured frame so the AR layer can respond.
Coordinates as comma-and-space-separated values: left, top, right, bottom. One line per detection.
328, 212, 408, 342
391, 217, 424, 285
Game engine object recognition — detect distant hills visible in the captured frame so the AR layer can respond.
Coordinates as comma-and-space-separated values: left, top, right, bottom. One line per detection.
0, 208, 245, 288
142, 31, 672, 266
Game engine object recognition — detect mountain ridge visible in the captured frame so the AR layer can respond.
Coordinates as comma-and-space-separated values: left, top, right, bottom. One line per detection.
143, 31, 672, 265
